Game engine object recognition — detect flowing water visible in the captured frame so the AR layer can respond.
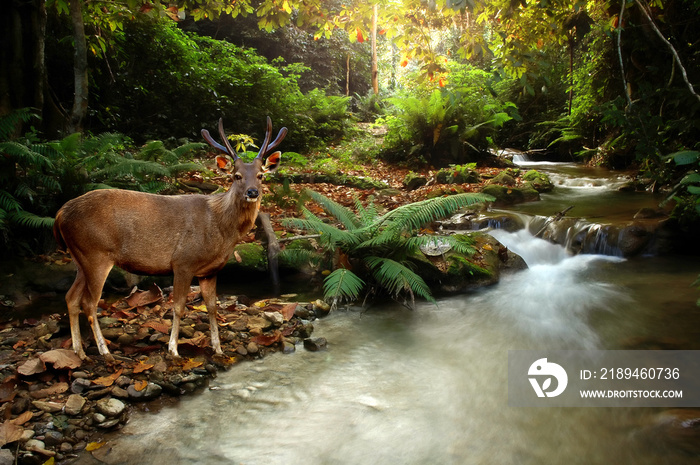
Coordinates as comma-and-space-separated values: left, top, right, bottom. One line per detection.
77, 162, 700, 465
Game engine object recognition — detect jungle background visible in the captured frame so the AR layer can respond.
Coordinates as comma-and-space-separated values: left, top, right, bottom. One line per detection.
1, 0, 699, 260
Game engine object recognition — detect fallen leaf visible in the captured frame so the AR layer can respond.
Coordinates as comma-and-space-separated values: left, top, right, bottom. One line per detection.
0, 378, 17, 402
85, 441, 106, 452
181, 358, 203, 371
30, 382, 68, 399
17, 358, 46, 376
93, 368, 124, 387
12, 411, 33, 426
132, 361, 154, 374
126, 283, 163, 308
191, 304, 207, 312
251, 331, 281, 347
42, 458, 55, 465
143, 320, 170, 334
39, 349, 82, 370
280, 303, 296, 321
482, 243, 493, 251
0, 420, 24, 447
134, 380, 148, 392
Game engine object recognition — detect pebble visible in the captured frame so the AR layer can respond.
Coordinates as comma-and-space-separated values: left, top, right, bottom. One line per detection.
31, 400, 63, 413
127, 382, 162, 400
71, 378, 92, 394
96, 398, 126, 417
0, 449, 13, 465
43, 431, 63, 447
263, 311, 284, 326
303, 337, 328, 351
64, 394, 86, 415
246, 342, 259, 354
282, 341, 296, 354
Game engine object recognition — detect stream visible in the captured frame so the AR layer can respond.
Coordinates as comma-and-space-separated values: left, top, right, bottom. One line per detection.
76, 162, 700, 465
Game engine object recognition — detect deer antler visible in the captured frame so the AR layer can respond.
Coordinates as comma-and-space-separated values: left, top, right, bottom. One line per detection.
202, 117, 288, 161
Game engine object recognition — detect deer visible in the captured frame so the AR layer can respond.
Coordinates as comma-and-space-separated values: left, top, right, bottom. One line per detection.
53, 117, 287, 361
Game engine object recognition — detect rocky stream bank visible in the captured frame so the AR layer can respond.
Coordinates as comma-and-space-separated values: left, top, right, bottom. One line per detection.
0, 278, 329, 465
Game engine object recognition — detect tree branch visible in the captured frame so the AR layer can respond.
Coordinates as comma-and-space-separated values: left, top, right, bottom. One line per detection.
634, 0, 700, 104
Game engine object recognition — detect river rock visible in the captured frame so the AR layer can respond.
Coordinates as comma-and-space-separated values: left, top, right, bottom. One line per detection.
64, 394, 86, 415
31, 400, 63, 413
246, 342, 259, 354
0, 449, 13, 465
648, 409, 700, 455
71, 378, 92, 394
43, 430, 63, 447
127, 382, 162, 400
263, 311, 284, 326
303, 337, 327, 351
96, 398, 126, 417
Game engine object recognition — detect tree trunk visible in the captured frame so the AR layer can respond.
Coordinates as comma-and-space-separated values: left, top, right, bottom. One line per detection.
69, 0, 88, 133
346, 53, 350, 96
371, 4, 379, 95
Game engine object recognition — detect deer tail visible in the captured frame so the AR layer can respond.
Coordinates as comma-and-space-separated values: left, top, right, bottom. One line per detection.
53, 209, 67, 251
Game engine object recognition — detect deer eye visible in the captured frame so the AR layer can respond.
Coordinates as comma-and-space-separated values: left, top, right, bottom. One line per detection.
234, 173, 243, 181
257, 173, 264, 180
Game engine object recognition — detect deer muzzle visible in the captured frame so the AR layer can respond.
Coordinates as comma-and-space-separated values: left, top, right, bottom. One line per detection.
245, 187, 259, 202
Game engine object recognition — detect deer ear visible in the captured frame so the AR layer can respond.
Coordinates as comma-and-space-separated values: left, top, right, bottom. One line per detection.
216, 155, 231, 170
263, 151, 281, 173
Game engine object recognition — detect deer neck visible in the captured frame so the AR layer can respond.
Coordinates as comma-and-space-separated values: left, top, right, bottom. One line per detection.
209, 189, 261, 244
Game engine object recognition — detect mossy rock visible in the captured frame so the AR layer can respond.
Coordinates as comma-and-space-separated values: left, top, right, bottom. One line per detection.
426, 186, 466, 199
226, 243, 267, 272
411, 232, 527, 292
481, 184, 539, 205
403, 172, 428, 190
488, 171, 517, 186
435, 165, 480, 184
523, 170, 554, 193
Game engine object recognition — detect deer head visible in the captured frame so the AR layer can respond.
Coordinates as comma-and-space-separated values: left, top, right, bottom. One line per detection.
201, 117, 288, 203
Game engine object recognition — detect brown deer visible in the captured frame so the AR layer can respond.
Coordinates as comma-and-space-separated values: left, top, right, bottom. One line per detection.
53, 117, 287, 360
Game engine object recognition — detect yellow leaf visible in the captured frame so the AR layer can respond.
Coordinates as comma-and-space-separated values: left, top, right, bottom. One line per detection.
132, 361, 155, 374
192, 304, 207, 312
42, 458, 55, 465
482, 244, 493, 251
253, 300, 267, 308
134, 380, 148, 391
182, 358, 204, 371
321, 269, 331, 276
86, 441, 106, 451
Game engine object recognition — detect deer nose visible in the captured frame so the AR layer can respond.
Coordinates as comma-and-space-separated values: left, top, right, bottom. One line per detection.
246, 188, 259, 199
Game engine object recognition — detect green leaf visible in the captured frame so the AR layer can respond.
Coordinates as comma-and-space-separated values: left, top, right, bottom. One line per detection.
666, 151, 699, 166
364, 256, 435, 306
323, 268, 365, 306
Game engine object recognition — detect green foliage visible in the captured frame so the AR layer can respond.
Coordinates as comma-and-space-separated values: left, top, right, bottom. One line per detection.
664, 150, 700, 228
379, 64, 519, 167
282, 188, 493, 308
90, 17, 350, 150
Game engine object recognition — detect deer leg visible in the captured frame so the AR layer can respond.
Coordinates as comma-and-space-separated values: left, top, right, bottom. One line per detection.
82, 261, 114, 361
168, 273, 193, 357
199, 275, 223, 355
65, 269, 88, 360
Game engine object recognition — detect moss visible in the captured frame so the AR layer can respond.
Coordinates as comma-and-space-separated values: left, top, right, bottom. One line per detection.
403, 171, 428, 190
481, 184, 539, 205
488, 171, 517, 186
435, 164, 480, 184
523, 170, 554, 192
227, 243, 267, 272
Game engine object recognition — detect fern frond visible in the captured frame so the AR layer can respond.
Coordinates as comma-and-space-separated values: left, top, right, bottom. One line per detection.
323, 268, 365, 307
303, 188, 362, 230
354, 195, 379, 226
404, 234, 477, 256
279, 248, 321, 268
0, 190, 21, 212
283, 211, 360, 247
377, 192, 493, 235
0, 108, 35, 140
92, 158, 170, 180
139, 180, 170, 194
9, 211, 55, 229
168, 162, 204, 175
0, 141, 53, 169
173, 142, 206, 158
364, 256, 434, 305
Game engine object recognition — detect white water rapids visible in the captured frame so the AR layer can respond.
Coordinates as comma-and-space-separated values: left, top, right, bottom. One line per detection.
76, 228, 700, 465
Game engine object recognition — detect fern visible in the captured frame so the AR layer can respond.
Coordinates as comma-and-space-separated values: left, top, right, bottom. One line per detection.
0, 108, 35, 140
284, 189, 493, 308
323, 268, 365, 308
9, 211, 55, 229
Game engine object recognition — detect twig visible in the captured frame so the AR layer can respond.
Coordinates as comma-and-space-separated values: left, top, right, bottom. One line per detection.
535, 206, 575, 238
634, 0, 700, 104
278, 234, 322, 242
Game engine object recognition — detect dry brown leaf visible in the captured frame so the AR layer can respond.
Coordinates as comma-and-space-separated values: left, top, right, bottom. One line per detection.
143, 320, 170, 334
17, 358, 46, 376
251, 331, 282, 347
132, 361, 154, 374
0, 420, 24, 447
39, 349, 82, 369
12, 411, 33, 426
280, 303, 296, 321
30, 382, 68, 399
126, 283, 163, 308
93, 368, 124, 387
181, 358, 203, 371
133, 380, 148, 392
